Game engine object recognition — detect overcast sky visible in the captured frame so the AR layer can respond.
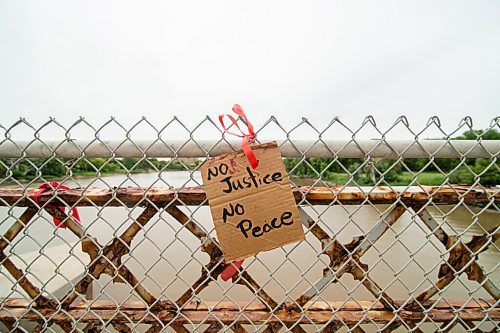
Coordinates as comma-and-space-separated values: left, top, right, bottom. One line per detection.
0, 1, 499, 140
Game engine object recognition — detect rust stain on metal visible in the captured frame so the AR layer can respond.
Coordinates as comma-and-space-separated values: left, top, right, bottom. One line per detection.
408, 226, 499, 310
412, 205, 449, 245
0, 207, 37, 252
345, 260, 397, 310
166, 205, 208, 240
236, 271, 279, 310
294, 205, 404, 310
56, 205, 165, 309
0, 300, 497, 325
0, 183, 498, 330
0, 185, 497, 207
165, 205, 279, 312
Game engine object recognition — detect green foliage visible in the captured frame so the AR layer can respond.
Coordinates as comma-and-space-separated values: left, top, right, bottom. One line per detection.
455, 129, 500, 140
283, 128, 499, 186
449, 158, 499, 186
414, 172, 445, 185
0, 157, 193, 181
283, 157, 360, 179
1, 128, 498, 186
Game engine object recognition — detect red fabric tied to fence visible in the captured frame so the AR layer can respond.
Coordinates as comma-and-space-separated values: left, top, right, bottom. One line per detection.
33, 182, 82, 229
219, 104, 259, 169
217, 104, 260, 280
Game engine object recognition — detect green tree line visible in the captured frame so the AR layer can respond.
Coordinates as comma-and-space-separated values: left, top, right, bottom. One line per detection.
283, 129, 499, 186
0, 157, 196, 181
1, 129, 498, 186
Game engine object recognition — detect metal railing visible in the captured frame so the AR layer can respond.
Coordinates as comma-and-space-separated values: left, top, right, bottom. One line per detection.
0, 116, 498, 332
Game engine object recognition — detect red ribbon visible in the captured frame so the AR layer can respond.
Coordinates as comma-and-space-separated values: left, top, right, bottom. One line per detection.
218, 104, 257, 280
33, 182, 82, 229
220, 259, 244, 281
219, 104, 259, 169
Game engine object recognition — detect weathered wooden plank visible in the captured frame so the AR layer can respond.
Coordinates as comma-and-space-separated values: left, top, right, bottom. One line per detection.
0, 185, 497, 207
0, 303, 497, 325
2, 299, 496, 312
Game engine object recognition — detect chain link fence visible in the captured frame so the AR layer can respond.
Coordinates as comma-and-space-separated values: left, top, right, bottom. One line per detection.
0, 116, 498, 332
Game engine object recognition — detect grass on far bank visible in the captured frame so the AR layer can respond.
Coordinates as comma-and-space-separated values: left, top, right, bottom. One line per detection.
291, 171, 446, 186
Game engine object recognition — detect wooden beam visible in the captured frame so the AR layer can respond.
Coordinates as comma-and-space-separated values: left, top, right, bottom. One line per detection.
0, 299, 497, 325
0, 185, 497, 207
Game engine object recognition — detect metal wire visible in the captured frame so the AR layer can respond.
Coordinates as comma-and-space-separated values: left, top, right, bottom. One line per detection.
0, 116, 498, 332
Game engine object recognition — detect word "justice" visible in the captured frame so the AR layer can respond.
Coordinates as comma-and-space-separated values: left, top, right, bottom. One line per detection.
220, 167, 282, 193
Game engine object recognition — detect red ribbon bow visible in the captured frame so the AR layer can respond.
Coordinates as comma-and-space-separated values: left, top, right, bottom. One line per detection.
219, 104, 259, 169
218, 104, 258, 280
33, 182, 82, 229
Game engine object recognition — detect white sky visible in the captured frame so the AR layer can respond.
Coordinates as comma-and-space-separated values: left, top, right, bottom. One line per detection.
1, 1, 499, 140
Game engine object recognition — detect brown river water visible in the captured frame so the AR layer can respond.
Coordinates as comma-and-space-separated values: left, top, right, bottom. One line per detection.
1, 171, 498, 330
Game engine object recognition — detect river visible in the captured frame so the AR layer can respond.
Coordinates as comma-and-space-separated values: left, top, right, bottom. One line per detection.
0, 171, 498, 307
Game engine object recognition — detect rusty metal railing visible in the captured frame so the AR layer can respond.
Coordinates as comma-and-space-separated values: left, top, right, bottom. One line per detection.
0, 116, 498, 332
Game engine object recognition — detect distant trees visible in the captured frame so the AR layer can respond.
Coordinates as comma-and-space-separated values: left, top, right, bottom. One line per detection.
447, 129, 499, 186
1, 129, 498, 186
448, 158, 499, 186
455, 129, 500, 140
284, 129, 499, 186
0, 157, 193, 181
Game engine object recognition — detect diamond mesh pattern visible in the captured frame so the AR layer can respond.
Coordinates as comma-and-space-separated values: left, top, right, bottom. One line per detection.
0, 116, 498, 332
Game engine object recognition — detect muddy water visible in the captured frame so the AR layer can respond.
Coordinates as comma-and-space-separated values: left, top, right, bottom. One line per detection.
1, 172, 498, 307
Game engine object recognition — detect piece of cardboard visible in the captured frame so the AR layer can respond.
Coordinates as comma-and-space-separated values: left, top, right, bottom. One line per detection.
201, 141, 305, 262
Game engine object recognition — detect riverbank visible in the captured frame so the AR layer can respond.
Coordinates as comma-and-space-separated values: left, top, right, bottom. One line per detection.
0, 156, 198, 183
290, 171, 446, 186
1, 170, 481, 188
0, 169, 190, 189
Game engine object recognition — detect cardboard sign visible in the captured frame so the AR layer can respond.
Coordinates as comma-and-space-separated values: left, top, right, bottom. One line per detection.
201, 141, 305, 262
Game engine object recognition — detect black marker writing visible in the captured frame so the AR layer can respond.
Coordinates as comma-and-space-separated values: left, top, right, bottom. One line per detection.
220, 167, 282, 193
207, 162, 228, 181
236, 211, 294, 238
222, 202, 245, 224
